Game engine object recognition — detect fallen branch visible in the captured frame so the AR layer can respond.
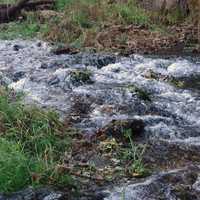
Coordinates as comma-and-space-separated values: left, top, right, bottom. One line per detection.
52, 46, 79, 55
22, 0, 55, 11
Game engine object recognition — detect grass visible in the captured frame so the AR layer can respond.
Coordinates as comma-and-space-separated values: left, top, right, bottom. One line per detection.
0, 87, 73, 193
0, 14, 49, 40
44, 0, 151, 45
112, 1, 149, 25
0, 138, 30, 193
101, 128, 149, 178
122, 129, 148, 177
0, 0, 153, 43
0, 0, 191, 49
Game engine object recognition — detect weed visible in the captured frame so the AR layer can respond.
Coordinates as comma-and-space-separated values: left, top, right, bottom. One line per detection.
121, 129, 148, 177
43, 0, 151, 46
127, 85, 151, 102
70, 69, 94, 86
0, 0, 16, 3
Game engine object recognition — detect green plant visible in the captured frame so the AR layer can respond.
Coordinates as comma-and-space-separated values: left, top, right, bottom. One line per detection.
165, 7, 185, 25
127, 85, 151, 102
122, 129, 148, 177
55, 0, 73, 11
0, 0, 16, 3
70, 69, 94, 86
0, 139, 29, 193
0, 14, 49, 40
112, 1, 149, 26
0, 87, 73, 193
121, 187, 126, 200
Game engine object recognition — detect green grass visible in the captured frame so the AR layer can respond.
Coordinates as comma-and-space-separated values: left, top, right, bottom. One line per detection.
0, 14, 49, 40
0, 139, 30, 193
111, 1, 150, 25
121, 129, 148, 177
55, 0, 74, 11
0, 0, 191, 49
0, 88, 73, 193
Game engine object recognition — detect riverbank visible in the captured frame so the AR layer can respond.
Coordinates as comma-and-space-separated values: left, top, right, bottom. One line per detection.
0, 0, 199, 55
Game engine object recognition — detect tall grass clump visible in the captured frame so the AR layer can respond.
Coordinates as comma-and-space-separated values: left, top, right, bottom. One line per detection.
0, 87, 73, 193
0, 14, 49, 40
44, 0, 150, 45
0, 139, 29, 193
110, 1, 150, 25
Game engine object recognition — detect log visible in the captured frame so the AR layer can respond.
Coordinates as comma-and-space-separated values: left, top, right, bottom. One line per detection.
0, 0, 30, 23
21, 0, 55, 11
0, 0, 55, 10
0, 0, 55, 23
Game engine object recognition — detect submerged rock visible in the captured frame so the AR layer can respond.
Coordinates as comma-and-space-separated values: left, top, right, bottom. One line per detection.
69, 69, 94, 86
104, 165, 200, 200
99, 119, 145, 142
73, 53, 117, 69
0, 188, 65, 200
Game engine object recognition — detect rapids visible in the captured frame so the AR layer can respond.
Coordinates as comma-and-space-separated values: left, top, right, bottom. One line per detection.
1, 40, 200, 199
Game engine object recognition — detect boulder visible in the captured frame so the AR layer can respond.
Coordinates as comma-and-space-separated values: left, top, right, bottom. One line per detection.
104, 165, 200, 200
99, 118, 145, 142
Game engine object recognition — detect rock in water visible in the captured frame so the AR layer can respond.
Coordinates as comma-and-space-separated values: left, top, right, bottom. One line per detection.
99, 119, 145, 142
0, 188, 65, 200
104, 165, 200, 200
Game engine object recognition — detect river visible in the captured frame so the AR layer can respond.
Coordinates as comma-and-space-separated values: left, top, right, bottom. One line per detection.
1, 40, 200, 199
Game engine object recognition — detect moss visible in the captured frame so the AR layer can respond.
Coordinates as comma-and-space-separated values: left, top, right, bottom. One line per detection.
70, 69, 94, 86
127, 85, 151, 102
170, 78, 185, 88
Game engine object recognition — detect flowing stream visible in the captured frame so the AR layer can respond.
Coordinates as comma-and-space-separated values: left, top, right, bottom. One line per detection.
1, 40, 200, 199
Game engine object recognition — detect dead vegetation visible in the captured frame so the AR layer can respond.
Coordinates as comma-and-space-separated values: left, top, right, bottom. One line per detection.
0, 0, 200, 54
41, 0, 199, 54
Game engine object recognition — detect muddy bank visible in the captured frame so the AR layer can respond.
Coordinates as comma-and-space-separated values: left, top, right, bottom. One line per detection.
1, 40, 200, 199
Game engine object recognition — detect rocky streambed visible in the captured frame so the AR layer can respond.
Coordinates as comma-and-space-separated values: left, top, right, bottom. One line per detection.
1, 40, 200, 199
